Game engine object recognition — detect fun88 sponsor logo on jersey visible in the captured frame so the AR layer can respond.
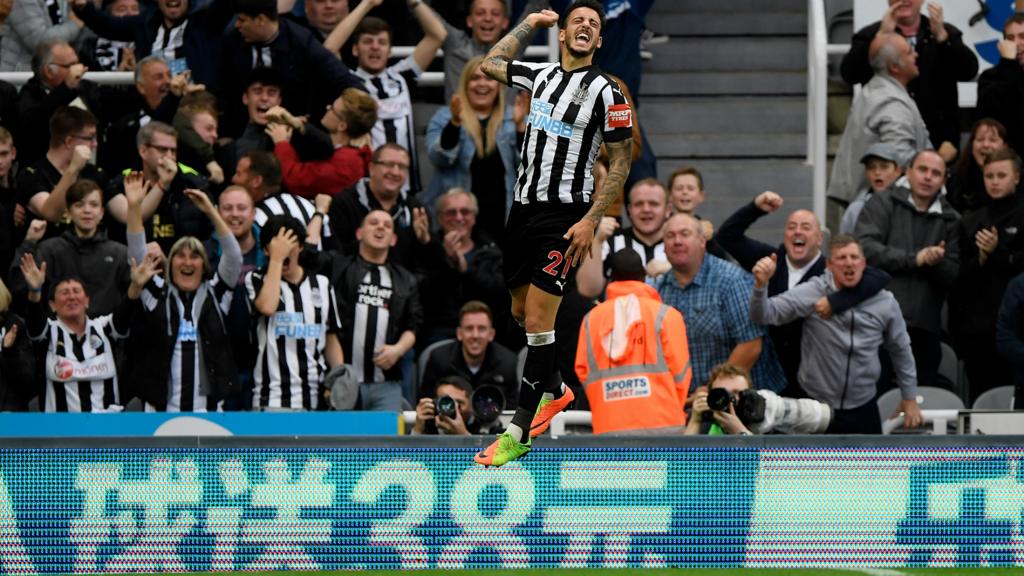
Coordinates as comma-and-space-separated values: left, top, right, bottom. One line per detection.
528, 100, 574, 138
273, 312, 324, 339
603, 376, 651, 402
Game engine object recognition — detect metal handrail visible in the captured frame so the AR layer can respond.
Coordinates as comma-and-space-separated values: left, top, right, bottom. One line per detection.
807, 0, 851, 226
0, 30, 558, 88
882, 409, 961, 435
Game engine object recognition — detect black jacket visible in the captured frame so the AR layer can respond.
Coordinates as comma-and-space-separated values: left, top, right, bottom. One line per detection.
9, 230, 129, 317
327, 178, 431, 273
218, 19, 365, 136
420, 230, 506, 337
0, 313, 33, 411
73, 0, 233, 87
128, 284, 239, 410
101, 92, 181, 175
840, 17, 979, 150
104, 168, 211, 252
977, 58, 1024, 159
327, 253, 423, 383
419, 339, 519, 409
16, 77, 106, 166
954, 193, 1024, 340
996, 273, 1024, 409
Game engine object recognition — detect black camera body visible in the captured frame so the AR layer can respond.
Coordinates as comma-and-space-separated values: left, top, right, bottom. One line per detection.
705, 388, 766, 425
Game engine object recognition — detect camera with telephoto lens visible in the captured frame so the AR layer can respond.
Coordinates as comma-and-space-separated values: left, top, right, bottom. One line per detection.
435, 395, 458, 419
471, 385, 506, 425
705, 387, 766, 425
705, 388, 833, 434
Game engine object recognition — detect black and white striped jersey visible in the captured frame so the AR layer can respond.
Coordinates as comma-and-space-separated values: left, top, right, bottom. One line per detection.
28, 310, 127, 413
255, 192, 332, 241
348, 263, 393, 384
140, 275, 234, 413
152, 20, 188, 73
506, 60, 632, 204
602, 228, 666, 270
245, 270, 341, 410
357, 56, 423, 193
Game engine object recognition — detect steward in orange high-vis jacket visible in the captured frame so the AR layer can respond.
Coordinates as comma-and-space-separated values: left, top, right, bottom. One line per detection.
576, 249, 692, 435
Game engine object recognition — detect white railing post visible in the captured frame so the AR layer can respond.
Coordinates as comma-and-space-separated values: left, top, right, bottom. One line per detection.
807, 0, 828, 226
808, 0, 853, 228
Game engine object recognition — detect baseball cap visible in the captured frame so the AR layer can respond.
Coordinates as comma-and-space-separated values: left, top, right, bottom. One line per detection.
860, 142, 901, 165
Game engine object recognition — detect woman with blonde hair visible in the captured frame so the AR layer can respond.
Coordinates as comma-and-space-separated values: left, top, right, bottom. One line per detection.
424, 55, 525, 241
0, 277, 33, 411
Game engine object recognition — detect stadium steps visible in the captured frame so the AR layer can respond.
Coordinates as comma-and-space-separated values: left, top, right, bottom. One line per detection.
641, 1, 813, 243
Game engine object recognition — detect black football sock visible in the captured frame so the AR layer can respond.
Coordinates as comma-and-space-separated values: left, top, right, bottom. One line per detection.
508, 330, 556, 441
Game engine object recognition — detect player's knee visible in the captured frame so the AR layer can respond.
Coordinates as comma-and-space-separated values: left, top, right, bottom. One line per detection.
511, 304, 526, 327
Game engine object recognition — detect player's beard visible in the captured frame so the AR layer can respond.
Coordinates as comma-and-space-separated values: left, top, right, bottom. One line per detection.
565, 43, 597, 59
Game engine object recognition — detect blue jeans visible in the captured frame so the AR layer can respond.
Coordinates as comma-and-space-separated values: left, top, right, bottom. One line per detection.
359, 381, 404, 412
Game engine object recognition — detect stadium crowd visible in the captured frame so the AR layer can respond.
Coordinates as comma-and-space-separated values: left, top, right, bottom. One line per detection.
0, 0, 1021, 436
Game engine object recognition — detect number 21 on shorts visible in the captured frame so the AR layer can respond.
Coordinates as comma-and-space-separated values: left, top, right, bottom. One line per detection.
542, 250, 572, 279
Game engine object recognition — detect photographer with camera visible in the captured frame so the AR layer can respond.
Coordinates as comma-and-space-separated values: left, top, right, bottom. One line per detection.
413, 374, 504, 435
685, 363, 756, 435
685, 362, 834, 435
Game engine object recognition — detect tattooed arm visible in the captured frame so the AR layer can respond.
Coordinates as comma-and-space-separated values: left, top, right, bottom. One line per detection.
481, 9, 559, 85
563, 138, 633, 267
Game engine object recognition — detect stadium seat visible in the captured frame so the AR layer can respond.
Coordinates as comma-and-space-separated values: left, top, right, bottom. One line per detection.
937, 341, 966, 398
415, 338, 456, 395
877, 385, 965, 434
972, 385, 1016, 410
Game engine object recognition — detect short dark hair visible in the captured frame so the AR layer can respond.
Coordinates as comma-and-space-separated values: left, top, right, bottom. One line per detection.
49, 276, 87, 302
910, 149, 948, 178
437, 374, 474, 397
259, 214, 305, 252
372, 142, 410, 163
67, 179, 102, 206
668, 166, 704, 191
459, 300, 494, 325
829, 234, 863, 256
470, 0, 508, 15
983, 147, 1023, 175
245, 66, 284, 90
242, 150, 282, 190
234, 0, 277, 19
629, 177, 669, 203
354, 16, 392, 43
49, 107, 97, 149
1005, 12, 1024, 35
559, 0, 605, 30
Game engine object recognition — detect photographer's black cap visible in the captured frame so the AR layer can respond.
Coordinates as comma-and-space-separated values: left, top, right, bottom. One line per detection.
608, 249, 646, 282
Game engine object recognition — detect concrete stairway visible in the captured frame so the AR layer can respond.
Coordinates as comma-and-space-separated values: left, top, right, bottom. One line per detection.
641, 0, 813, 242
